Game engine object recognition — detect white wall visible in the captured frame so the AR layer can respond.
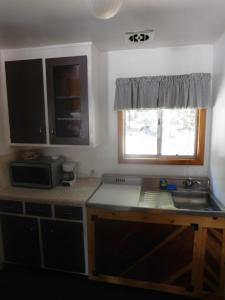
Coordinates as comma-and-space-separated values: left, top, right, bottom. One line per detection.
210, 32, 225, 205
45, 44, 213, 178
0, 52, 12, 155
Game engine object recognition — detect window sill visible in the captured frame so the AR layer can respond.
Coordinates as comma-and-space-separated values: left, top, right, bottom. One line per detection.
118, 157, 204, 165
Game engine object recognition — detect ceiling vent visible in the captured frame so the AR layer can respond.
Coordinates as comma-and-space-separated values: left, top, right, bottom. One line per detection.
125, 30, 155, 45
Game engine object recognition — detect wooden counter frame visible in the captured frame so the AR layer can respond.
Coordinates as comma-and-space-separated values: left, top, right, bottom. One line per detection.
87, 208, 225, 300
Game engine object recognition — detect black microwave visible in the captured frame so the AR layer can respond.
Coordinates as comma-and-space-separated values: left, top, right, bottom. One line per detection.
10, 156, 64, 189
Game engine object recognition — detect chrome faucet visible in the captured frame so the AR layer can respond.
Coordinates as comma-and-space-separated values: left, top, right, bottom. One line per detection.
183, 178, 201, 189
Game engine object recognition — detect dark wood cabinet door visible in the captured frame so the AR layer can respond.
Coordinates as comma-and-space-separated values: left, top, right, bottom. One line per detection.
0, 215, 41, 267
5, 59, 46, 144
46, 56, 89, 145
41, 220, 85, 273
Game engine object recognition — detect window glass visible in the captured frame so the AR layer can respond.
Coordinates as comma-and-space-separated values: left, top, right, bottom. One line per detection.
119, 109, 205, 165
124, 109, 197, 157
161, 109, 197, 156
125, 110, 158, 155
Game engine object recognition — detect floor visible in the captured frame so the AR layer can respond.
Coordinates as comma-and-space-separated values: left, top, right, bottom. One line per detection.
0, 265, 199, 300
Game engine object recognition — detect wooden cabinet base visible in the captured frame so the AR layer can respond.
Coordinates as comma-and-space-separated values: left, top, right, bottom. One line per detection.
89, 274, 224, 300
87, 208, 225, 300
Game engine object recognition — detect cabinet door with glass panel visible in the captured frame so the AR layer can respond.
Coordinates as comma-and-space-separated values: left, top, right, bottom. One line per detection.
46, 56, 89, 145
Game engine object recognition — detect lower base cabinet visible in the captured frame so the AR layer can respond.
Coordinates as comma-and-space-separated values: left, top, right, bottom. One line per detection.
0, 215, 41, 267
202, 228, 225, 295
87, 208, 225, 300
41, 220, 85, 273
0, 204, 85, 274
94, 219, 195, 290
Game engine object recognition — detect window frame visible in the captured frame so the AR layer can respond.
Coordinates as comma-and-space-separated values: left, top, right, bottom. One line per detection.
118, 109, 206, 165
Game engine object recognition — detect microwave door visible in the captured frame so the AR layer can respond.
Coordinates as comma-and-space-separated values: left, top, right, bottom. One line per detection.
10, 163, 52, 188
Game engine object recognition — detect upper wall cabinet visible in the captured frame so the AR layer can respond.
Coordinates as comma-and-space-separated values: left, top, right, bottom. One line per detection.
2, 43, 104, 147
5, 59, 46, 144
46, 56, 89, 145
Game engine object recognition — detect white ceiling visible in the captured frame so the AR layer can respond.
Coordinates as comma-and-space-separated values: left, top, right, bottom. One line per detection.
0, 0, 225, 51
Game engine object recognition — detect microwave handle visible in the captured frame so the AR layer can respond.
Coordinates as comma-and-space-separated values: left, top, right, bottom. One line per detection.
11, 162, 50, 168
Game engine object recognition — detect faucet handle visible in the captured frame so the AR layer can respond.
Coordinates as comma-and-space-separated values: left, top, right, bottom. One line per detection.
183, 178, 201, 189
183, 178, 191, 188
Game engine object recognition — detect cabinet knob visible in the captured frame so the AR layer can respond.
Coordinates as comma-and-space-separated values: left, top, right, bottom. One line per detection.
39, 128, 42, 134
51, 128, 55, 135
80, 128, 84, 138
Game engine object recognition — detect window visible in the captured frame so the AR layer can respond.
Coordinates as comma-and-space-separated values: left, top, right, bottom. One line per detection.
118, 109, 206, 165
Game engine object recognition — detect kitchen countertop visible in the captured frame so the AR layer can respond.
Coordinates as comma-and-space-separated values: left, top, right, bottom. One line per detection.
87, 183, 225, 217
138, 191, 174, 209
88, 184, 141, 208
0, 177, 101, 207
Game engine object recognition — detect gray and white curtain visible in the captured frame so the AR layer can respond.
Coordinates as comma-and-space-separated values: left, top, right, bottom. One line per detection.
114, 73, 211, 110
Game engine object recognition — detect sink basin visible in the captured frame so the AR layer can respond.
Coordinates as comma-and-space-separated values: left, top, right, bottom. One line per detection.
171, 191, 221, 211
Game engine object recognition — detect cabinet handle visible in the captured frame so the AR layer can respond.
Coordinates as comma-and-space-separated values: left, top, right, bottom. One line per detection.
80, 128, 83, 138
39, 127, 42, 134
51, 128, 55, 135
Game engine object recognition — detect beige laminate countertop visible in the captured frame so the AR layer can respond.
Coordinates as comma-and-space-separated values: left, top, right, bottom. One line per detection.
0, 177, 101, 207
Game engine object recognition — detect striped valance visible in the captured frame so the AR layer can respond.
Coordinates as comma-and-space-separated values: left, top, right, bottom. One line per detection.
114, 73, 211, 110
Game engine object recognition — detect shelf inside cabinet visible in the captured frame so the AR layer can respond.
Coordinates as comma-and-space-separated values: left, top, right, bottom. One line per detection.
55, 96, 80, 100
56, 117, 81, 121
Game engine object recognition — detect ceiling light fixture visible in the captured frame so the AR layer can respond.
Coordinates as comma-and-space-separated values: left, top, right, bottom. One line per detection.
86, 0, 123, 20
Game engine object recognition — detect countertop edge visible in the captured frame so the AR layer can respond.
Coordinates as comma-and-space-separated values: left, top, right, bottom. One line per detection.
87, 202, 225, 218
0, 178, 102, 207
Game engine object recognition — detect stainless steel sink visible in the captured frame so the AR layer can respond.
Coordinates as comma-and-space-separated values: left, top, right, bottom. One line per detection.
171, 191, 221, 211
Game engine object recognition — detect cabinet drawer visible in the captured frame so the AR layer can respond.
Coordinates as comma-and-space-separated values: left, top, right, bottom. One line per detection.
0, 199, 23, 214
54, 205, 83, 220
25, 202, 52, 217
